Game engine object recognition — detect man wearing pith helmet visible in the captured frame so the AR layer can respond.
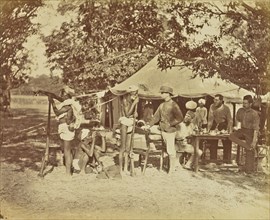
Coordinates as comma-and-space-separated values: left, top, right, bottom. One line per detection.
145, 85, 183, 173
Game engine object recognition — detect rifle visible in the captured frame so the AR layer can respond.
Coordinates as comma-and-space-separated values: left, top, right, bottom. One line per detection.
34, 90, 63, 102
129, 103, 138, 177
38, 99, 51, 177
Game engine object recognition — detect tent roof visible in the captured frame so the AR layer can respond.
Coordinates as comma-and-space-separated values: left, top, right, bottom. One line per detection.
111, 56, 254, 102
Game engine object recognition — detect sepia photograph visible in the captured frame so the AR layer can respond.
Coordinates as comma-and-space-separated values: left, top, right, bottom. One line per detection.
0, 0, 269, 219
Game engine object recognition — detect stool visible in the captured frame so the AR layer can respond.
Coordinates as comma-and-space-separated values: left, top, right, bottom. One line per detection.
175, 138, 190, 165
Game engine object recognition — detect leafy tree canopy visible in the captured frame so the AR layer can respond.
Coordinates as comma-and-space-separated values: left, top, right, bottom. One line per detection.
159, 0, 270, 94
44, 0, 160, 92
2, 0, 269, 96
44, 0, 270, 94
0, 0, 43, 92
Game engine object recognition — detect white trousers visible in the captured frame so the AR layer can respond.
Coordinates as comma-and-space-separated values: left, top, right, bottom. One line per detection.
161, 131, 176, 157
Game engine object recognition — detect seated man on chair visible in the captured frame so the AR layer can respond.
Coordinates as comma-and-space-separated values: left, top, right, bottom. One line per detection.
229, 95, 260, 173
176, 110, 202, 170
73, 127, 106, 174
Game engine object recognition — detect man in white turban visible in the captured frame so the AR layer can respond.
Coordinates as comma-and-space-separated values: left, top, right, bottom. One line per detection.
195, 98, 208, 130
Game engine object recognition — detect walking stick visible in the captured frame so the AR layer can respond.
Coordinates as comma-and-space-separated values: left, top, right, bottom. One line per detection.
129, 103, 138, 177
38, 99, 51, 177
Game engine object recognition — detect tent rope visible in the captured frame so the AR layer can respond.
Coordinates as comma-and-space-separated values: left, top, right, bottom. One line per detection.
81, 96, 118, 114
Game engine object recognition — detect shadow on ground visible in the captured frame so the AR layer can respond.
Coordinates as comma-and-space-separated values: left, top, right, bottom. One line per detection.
200, 169, 269, 193
0, 141, 62, 172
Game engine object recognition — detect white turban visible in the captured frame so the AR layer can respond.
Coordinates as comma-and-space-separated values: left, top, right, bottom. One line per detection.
80, 129, 90, 140
198, 98, 206, 105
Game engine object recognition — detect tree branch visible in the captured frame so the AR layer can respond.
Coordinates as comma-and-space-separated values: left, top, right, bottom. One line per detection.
109, 26, 196, 63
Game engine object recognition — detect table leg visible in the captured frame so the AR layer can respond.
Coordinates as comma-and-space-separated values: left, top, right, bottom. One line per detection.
194, 137, 200, 172
236, 145, 240, 165
223, 139, 232, 162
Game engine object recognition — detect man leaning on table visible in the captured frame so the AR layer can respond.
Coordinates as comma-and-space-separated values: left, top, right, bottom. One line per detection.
207, 94, 233, 161
229, 95, 260, 173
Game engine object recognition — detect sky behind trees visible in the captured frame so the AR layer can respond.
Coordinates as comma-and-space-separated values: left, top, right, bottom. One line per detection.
23, 0, 226, 77
1, 0, 269, 94
24, 0, 76, 77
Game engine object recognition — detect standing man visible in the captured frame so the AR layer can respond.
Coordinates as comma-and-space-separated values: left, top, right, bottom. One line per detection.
48, 86, 77, 176
195, 98, 208, 130
207, 94, 233, 161
144, 85, 183, 173
229, 95, 260, 173
118, 85, 139, 176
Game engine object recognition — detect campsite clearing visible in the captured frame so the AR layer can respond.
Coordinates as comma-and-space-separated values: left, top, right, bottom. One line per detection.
0, 108, 269, 220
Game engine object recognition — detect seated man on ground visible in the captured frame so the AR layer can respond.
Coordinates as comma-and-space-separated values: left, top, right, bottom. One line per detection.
73, 127, 106, 174
175, 110, 202, 170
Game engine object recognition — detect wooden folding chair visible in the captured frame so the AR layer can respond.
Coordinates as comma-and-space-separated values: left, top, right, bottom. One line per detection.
133, 128, 165, 175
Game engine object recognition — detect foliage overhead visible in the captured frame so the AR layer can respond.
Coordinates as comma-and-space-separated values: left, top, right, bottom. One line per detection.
44, 0, 270, 94
1, 0, 267, 94
0, 0, 43, 92
158, 0, 270, 94
44, 0, 161, 92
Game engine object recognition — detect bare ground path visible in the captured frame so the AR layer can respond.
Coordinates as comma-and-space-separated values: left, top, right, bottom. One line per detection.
0, 108, 269, 219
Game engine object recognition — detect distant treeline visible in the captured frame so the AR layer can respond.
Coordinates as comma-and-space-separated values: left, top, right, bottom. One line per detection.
12, 74, 64, 95
11, 95, 48, 107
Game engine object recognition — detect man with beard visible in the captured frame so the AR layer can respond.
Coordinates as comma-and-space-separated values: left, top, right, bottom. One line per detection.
207, 94, 233, 161
176, 110, 203, 170
229, 95, 260, 173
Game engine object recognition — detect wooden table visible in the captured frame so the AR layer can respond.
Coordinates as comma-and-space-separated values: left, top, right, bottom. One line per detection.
192, 133, 232, 172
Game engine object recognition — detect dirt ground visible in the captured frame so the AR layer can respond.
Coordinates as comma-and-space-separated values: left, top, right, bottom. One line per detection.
0, 108, 269, 220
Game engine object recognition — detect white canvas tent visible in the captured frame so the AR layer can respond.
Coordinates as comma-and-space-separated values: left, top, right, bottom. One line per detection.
111, 56, 254, 103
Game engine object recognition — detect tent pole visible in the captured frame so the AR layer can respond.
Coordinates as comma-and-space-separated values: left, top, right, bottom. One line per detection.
232, 103, 236, 127
109, 101, 113, 128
